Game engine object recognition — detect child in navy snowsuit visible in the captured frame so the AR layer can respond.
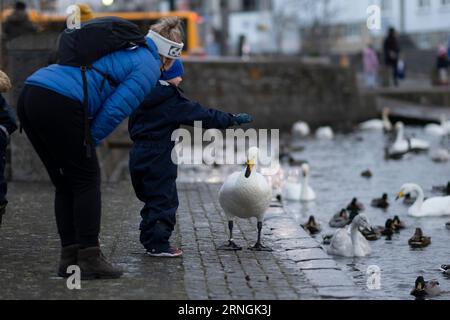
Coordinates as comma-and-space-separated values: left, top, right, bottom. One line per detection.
0, 71, 18, 227
128, 60, 252, 256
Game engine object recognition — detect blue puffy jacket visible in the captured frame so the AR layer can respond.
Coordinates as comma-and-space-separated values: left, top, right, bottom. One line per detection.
26, 37, 161, 145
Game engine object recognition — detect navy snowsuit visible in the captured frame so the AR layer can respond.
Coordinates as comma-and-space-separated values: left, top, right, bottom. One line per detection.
128, 81, 236, 253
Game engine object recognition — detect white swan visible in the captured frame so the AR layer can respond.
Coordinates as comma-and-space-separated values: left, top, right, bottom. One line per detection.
424, 115, 450, 137
389, 122, 429, 156
315, 126, 334, 140
282, 164, 316, 202
292, 121, 310, 137
300, 163, 316, 202
359, 108, 392, 131
327, 214, 372, 257
396, 183, 450, 217
218, 146, 272, 251
388, 122, 410, 156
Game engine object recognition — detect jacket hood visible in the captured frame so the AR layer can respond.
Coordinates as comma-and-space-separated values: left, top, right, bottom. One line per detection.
141, 82, 177, 109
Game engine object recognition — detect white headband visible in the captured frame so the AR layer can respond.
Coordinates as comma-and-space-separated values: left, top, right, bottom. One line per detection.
148, 30, 184, 59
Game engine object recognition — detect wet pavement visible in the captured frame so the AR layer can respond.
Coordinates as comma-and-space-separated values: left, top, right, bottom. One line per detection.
0, 180, 360, 300
0, 182, 186, 300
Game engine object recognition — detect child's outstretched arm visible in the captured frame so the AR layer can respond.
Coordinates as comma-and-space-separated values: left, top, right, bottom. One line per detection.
176, 95, 252, 129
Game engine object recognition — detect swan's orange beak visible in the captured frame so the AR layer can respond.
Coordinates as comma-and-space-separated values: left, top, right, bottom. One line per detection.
245, 160, 255, 178
395, 191, 405, 201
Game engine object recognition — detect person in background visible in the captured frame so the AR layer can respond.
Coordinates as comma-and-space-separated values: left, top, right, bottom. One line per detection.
383, 27, 400, 87
0, 70, 18, 227
363, 43, 380, 88
128, 60, 253, 257
2, 1, 37, 42
437, 45, 449, 86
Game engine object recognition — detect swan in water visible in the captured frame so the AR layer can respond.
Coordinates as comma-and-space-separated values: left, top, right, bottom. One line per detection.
359, 108, 392, 132
424, 115, 450, 137
299, 163, 316, 202
218, 146, 272, 251
388, 122, 429, 157
315, 126, 334, 140
396, 183, 450, 217
292, 121, 310, 137
327, 214, 372, 257
387, 122, 410, 157
282, 164, 316, 202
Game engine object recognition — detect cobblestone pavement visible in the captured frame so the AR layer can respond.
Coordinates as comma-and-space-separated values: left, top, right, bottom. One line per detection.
178, 183, 362, 300
0, 181, 362, 299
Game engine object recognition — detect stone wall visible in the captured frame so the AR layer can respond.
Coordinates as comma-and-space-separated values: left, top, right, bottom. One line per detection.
6, 33, 59, 182
182, 57, 375, 132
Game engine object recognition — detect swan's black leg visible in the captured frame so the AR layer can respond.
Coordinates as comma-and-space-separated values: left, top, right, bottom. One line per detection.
249, 221, 272, 252
218, 220, 242, 251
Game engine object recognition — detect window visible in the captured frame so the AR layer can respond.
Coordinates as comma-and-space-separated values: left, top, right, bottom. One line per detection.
242, 0, 258, 11
417, 0, 431, 8
381, 0, 391, 11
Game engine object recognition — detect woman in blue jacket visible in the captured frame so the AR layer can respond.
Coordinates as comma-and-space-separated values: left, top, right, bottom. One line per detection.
17, 17, 184, 280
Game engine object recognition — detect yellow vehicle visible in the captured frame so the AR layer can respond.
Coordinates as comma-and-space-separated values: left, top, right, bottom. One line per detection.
2, 10, 203, 55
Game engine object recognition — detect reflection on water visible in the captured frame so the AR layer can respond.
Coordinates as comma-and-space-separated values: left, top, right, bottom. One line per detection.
178, 126, 450, 300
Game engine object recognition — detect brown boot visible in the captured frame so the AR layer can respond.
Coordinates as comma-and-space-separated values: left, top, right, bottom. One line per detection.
57, 244, 79, 278
77, 247, 123, 280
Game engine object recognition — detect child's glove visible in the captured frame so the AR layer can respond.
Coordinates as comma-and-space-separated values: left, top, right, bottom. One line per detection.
233, 113, 253, 125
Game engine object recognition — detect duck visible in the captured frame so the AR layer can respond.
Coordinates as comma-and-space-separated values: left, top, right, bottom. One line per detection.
380, 219, 396, 239
322, 234, 333, 245
371, 193, 389, 209
440, 264, 450, 275
392, 215, 406, 231
315, 126, 334, 140
410, 276, 441, 298
403, 192, 416, 205
432, 182, 450, 196
347, 198, 365, 212
359, 108, 392, 132
301, 216, 321, 235
431, 149, 450, 163
282, 164, 316, 202
327, 214, 372, 257
396, 183, 450, 217
218, 147, 272, 251
361, 227, 381, 241
292, 121, 310, 137
408, 228, 431, 248
329, 209, 350, 228
424, 114, 450, 137
361, 169, 373, 178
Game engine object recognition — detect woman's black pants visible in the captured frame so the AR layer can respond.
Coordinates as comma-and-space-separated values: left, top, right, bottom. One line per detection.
17, 85, 101, 248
